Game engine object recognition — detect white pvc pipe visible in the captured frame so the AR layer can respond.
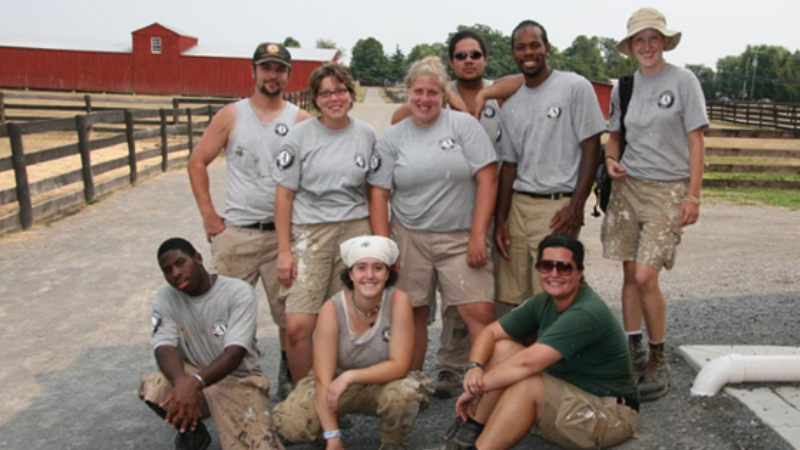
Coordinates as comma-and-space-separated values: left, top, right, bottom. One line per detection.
691, 354, 800, 396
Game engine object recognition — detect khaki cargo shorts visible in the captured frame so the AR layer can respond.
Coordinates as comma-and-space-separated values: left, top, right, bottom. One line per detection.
496, 193, 574, 305
533, 373, 639, 450
601, 176, 687, 271
212, 225, 284, 327
281, 218, 371, 315
391, 222, 494, 309
273, 371, 431, 445
139, 363, 283, 450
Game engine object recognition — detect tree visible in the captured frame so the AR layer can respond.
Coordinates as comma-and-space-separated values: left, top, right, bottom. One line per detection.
350, 37, 389, 85
316, 38, 346, 61
405, 43, 446, 68
283, 37, 300, 48
562, 35, 606, 81
387, 45, 406, 84
686, 64, 716, 99
598, 37, 638, 79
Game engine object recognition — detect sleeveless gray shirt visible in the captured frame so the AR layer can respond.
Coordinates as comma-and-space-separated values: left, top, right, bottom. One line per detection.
223, 99, 299, 226
332, 287, 394, 371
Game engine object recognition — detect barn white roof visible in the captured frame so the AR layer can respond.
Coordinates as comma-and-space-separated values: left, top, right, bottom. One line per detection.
184, 44, 337, 62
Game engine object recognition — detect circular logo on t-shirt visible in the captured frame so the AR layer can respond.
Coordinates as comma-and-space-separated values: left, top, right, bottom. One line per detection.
370, 154, 382, 172
151, 314, 162, 335
211, 322, 227, 337
496, 126, 502, 143
354, 154, 366, 169
546, 106, 562, 119
274, 123, 289, 136
657, 90, 675, 109
483, 106, 496, 118
276, 147, 294, 169
381, 326, 391, 343
439, 137, 457, 151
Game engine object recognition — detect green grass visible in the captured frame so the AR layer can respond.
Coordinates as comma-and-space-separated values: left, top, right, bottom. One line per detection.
354, 84, 367, 103
706, 156, 800, 166
705, 172, 800, 182
704, 186, 800, 209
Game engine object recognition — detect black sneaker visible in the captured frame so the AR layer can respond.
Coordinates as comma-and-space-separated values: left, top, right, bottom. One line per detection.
174, 421, 211, 450
640, 347, 671, 402
432, 370, 460, 399
443, 418, 482, 450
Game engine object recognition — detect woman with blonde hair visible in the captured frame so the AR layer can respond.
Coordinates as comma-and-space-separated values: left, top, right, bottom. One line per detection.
368, 56, 498, 380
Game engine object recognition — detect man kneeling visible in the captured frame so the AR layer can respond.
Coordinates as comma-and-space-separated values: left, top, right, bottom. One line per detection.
139, 238, 283, 450
444, 235, 639, 450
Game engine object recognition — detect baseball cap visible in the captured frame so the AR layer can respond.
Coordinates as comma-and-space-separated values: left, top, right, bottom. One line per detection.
253, 42, 292, 68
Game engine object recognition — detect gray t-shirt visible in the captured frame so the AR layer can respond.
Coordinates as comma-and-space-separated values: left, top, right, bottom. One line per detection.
332, 288, 394, 371
224, 99, 299, 226
448, 79, 503, 154
368, 109, 497, 232
499, 70, 606, 194
609, 64, 709, 181
273, 118, 376, 225
150, 275, 261, 378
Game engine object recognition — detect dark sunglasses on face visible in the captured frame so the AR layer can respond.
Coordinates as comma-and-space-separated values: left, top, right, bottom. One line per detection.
453, 51, 484, 61
536, 259, 575, 276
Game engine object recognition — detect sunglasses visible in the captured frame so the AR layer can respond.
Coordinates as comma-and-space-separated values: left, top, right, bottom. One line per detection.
453, 51, 484, 61
536, 259, 575, 276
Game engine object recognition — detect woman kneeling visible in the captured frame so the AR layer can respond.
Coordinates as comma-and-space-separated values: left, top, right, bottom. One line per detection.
274, 236, 428, 450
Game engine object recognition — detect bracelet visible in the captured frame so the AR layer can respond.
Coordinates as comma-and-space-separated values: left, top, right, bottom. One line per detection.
605, 155, 619, 162
684, 195, 701, 206
323, 429, 342, 440
192, 373, 206, 389
465, 361, 485, 372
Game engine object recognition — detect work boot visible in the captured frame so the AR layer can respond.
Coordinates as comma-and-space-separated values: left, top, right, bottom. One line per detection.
443, 418, 483, 450
175, 421, 211, 450
628, 336, 648, 382
277, 358, 294, 400
639, 346, 671, 402
432, 370, 460, 399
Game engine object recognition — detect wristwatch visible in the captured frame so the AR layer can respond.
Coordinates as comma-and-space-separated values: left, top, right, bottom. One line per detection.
465, 361, 485, 372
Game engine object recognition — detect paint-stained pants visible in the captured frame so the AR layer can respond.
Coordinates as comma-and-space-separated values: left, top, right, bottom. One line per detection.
139, 364, 283, 450
273, 372, 430, 445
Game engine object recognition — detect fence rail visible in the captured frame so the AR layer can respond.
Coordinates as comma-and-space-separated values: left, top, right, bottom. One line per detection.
707, 101, 800, 131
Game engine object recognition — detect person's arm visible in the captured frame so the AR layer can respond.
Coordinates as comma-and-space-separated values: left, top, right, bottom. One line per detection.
604, 132, 627, 181
550, 133, 601, 237
391, 105, 412, 125
494, 163, 517, 261
473, 75, 524, 118
468, 164, 498, 268
680, 128, 705, 227
369, 186, 391, 237
187, 104, 235, 242
461, 321, 507, 395
313, 301, 344, 450
275, 185, 297, 288
329, 289, 414, 397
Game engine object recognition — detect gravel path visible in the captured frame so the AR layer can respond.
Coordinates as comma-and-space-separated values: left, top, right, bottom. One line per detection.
0, 88, 797, 450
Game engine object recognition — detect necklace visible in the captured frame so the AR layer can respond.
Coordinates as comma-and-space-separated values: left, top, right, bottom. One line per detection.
350, 291, 380, 318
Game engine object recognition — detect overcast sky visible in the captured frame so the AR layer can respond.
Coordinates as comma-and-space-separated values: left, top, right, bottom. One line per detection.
3, 0, 798, 69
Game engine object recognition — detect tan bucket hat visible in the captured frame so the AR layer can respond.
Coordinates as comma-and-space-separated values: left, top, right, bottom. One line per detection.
616, 7, 682, 57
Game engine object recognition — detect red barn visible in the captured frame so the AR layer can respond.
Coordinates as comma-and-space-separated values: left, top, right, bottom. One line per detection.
591, 80, 613, 119
0, 23, 337, 96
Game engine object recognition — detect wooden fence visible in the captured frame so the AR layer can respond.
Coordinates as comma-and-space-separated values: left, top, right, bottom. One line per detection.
707, 101, 800, 131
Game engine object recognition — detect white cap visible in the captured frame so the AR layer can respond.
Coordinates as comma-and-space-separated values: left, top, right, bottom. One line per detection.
340, 235, 399, 268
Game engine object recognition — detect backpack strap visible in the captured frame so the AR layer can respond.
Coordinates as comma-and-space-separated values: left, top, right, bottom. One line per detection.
618, 74, 635, 158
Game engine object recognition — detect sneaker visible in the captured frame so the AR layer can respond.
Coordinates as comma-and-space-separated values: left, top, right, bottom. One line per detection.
628, 337, 648, 382
174, 421, 211, 450
443, 418, 483, 450
277, 358, 294, 400
639, 347, 671, 402
432, 370, 460, 399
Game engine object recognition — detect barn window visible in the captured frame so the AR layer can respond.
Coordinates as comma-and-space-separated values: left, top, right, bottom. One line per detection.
151, 37, 162, 54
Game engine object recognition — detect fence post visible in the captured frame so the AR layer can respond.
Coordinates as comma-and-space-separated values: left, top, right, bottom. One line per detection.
160, 108, 168, 172
75, 115, 96, 204
125, 110, 138, 184
0, 91, 6, 123
172, 98, 180, 125
84, 94, 93, 136
186, 107, 194, 154
8, 123, 33, 230
793, 105, 798, 132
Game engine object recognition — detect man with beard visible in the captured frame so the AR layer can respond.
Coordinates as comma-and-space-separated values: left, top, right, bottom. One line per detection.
481, 20, 605, 311
390, 30, 507, 400
188, 42, 311, 398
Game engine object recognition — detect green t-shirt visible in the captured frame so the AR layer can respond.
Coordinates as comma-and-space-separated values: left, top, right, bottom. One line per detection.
498, 285, 638, 401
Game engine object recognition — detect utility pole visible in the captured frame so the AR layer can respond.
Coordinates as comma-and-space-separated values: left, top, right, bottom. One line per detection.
750, 49, 759, 101
742, 57, 750, 100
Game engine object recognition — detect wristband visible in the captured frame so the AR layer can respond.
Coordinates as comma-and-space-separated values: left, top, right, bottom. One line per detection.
605, 155, 619, 162
192, 373, 206, 388
684, 195, 701, 206
323, 429, 342, 440
465, 361, 485, 372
